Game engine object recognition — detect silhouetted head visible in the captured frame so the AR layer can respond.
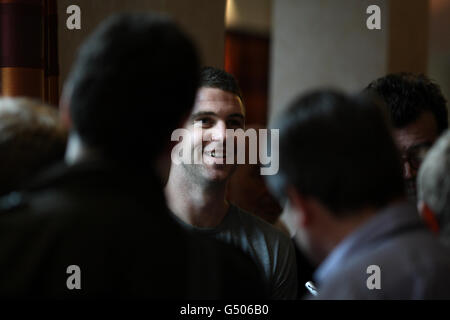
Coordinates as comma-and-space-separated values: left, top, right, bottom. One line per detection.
64, 13, 200, 169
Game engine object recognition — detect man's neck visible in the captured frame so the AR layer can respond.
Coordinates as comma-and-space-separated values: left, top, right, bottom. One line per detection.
165, 165, 229, 228
314, 206, 379, 264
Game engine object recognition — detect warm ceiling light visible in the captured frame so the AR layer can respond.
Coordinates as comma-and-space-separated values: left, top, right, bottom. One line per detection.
225, 0, 238, 28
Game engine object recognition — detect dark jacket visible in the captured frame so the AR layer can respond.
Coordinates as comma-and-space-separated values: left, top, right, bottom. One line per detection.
0, 160, 267, 299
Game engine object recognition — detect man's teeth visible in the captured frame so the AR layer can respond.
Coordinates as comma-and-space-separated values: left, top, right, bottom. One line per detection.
207, 150, 226, 158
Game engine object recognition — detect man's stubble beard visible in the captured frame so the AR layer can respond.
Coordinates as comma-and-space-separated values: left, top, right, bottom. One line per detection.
182, 162, 237, 189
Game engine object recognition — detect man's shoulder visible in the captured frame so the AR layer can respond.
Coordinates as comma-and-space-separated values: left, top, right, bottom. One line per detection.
0, 192, 28, 216
0, 163, 88, 218
0, 162, 171, 242
0, 188, 64, 226
317, 231, 450, 299
0, 183, 90, 225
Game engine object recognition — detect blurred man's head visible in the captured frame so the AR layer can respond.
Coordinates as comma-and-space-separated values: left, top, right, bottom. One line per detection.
366, 73, 448, 203
63, 13, 199, 173
179, 67, 245, 187
417, 130, 450, 247
0, 98, 67, 195
267, 90, 405, 264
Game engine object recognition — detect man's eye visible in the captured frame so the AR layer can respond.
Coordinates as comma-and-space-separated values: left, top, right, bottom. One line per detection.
227, 120, 243, 128
195, 118, 213, 127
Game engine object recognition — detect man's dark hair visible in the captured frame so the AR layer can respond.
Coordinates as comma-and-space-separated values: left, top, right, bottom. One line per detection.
199, 66, 243, 101
267, 90, 405, 216
65, 13, 199, 167
366, 73, 448, 133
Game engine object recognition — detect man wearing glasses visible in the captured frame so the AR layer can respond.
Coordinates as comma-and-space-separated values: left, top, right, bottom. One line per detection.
366, 73, 448, 204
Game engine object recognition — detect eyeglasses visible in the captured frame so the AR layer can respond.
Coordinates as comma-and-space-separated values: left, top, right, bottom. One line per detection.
400, 142, 432, 170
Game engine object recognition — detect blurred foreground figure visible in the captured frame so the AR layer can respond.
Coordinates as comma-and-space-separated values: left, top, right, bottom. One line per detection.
366, 73, 448, 204
418, 130, 450, 248
0, 98, 66, 196
0, 14, 266, 299
268, 90, 450, 299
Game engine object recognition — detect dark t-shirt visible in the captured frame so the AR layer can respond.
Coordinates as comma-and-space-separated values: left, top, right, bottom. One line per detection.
172, 204, 298, 299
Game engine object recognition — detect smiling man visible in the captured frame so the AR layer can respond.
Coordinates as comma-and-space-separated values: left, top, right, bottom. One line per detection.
165, 66, 298, 299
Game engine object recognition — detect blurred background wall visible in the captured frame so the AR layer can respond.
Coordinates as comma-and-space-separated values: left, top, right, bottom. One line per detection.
225, 0, 272, 125
429, 0, 450, 112
224, 0, 448, 124
0, 0, 226, 104
57, 0, 226, 92
2, 0, 447, 119
269, 0, 432, 122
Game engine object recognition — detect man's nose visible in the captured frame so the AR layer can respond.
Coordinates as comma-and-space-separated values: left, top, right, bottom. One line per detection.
211, 122, 227, 142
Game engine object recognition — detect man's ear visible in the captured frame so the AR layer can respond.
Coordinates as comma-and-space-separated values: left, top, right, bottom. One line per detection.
287, 186, 312, 227
418, 200, 440, 234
